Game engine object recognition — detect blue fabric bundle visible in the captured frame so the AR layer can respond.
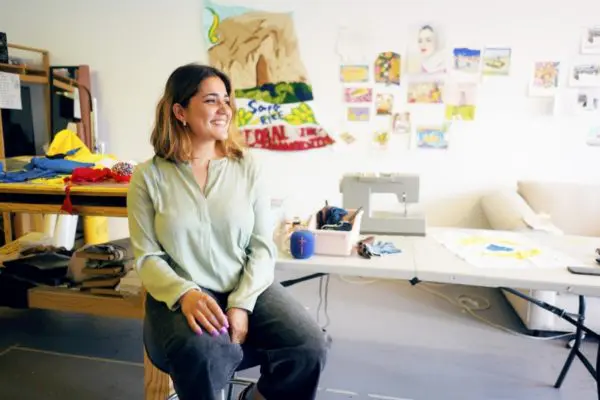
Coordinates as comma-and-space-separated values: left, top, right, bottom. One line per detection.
0, 157, 95, 183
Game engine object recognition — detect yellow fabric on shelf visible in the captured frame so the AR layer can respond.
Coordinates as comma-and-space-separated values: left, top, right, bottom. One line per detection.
47, 129, 115, 165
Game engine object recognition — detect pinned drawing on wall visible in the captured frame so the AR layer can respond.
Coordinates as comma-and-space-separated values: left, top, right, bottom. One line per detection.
569, 59, 600, 87
415, 124, 449, 149
372, 130, 390, 148
482, 47, 511, 75
347, 107, 370, 122
374, 52, 401, 85
375, 93, 393, 115
444, 82, 477, 121
391, 112, 411, 134
339, 132, 356, 144
344, 87, 373, 103
575, 88, 600, 115
340, 65, 369, 83
529, 61, 560, 97
406, 24, 447, 75
407, 79, 444, 104
452, 48, 481, 75
202, 1, 334, 151
581, 26, 600, 54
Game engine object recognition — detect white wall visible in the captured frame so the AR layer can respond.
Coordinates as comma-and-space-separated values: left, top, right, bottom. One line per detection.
1, 0, 599, 239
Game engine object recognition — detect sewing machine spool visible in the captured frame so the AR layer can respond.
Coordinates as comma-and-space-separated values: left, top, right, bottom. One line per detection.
340, 173, 426, 236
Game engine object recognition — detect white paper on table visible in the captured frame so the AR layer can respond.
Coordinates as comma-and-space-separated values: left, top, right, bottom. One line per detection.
0, 71, 22, 110
431, 229, 578, 269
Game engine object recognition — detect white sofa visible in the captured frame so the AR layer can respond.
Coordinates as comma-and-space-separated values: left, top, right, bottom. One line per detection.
481, 180, 600, 334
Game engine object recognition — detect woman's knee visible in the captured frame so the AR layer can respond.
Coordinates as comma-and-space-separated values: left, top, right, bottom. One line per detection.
165, 333, 244, 383
297, 330, 329, 369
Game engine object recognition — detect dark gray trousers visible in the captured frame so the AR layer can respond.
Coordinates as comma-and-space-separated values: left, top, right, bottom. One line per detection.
144, 282, 328, 400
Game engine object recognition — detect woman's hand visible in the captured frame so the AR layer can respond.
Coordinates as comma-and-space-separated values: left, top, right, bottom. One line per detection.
180, 289, 229, 336
227, 308, 249, 344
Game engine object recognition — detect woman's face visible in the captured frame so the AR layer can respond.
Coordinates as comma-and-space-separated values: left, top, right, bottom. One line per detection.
180, 76, 233, 142
418, 27, 436, 57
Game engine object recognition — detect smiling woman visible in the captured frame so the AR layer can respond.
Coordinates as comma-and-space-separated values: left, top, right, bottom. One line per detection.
127, 63, 329, 400
150, 63, 245, 163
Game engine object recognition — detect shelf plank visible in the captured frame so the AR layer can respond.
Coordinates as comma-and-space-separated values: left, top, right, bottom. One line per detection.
28, 287, 143, 319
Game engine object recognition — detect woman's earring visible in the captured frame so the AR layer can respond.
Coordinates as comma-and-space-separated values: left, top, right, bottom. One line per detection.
183, 121, 187, 127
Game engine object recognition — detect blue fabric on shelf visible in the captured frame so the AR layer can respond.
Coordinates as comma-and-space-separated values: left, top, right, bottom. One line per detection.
0, 169, 58, 183
0, 157, 95, 183
25, 157, 94, 173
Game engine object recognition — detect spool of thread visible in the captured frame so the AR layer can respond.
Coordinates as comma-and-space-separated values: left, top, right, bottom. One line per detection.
289, 230, 315, 259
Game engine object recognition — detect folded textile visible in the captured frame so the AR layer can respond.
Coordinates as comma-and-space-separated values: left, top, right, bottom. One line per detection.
0, 168, 59, 183
26, 157, 95, 173
0, 156, 95, 183
365, 241, 402, 256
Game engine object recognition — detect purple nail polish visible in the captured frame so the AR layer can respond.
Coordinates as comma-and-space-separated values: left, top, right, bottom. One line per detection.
197, 330, 203, 335
212, 330, 219, 336
220, 326, 228, 334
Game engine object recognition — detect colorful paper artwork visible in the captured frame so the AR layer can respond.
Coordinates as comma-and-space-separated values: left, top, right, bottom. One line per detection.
340, 65, 369, 83
202, 1, 334, 151
529, 61, 560, 97
375, 93, 393, 115
569, 59, 600, 87
373, 131, 390, 147
575, 88, 600, 115
452, 48, 481, 74
374, 52, 401, 85
444, 82, 477, 121
416, 125, 449, 149
482, 47, 511, 76
407, 80, 444, 104
407, 24, 447, 75
347, 107, 370, 122
581, 27, 600, 54
339, 132, 356, 144
391, 112, 411, 134
344, 88, 373, 103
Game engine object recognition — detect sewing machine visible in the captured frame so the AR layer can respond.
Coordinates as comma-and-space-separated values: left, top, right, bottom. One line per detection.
340, 173, 426, 236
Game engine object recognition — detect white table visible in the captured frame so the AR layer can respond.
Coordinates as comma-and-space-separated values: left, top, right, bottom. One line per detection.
276, 227, 600, 398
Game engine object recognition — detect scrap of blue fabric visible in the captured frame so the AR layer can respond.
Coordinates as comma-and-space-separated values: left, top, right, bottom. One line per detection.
0, 157, 95, 183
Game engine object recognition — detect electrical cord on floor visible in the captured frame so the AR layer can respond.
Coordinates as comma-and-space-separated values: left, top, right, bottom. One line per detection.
332, 274, 574, 342
316, 274, 331, 330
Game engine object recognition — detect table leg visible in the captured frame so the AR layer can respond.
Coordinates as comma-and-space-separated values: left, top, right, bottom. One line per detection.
501, 288, 599, 399
2, 211, 12, 244
144, 348, 173, 400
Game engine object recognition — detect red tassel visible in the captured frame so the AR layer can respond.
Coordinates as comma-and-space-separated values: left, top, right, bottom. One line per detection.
61, 182, 73, 214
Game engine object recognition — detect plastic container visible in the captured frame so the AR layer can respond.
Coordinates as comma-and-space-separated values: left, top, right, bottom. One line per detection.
307, 209, 364, 256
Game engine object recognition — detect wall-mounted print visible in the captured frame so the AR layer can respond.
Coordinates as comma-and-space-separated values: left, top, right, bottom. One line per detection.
406, 24, 447, 75
529, 61, 560, 97
340, 65, 369, 83
374, 52, 401, 85
452, 48, 481, 75
375, 93, 393, 115
344, 87, 373, 103
569, 59, 600, 87
202, 0, 334, 151
482, 47, 511, 76
581, 26, 600, 55
347, 107, 370, 122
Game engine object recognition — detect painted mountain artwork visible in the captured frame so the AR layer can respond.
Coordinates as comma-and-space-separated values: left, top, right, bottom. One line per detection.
203, 1, 334, 151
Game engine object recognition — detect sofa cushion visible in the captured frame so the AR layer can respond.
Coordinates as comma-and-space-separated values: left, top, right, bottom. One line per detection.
481, 190, 563, 234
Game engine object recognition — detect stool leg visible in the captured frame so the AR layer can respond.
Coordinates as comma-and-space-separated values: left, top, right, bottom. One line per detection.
220, 389, 226, 400
227, 383, 235, 400
144, 348, 172, 400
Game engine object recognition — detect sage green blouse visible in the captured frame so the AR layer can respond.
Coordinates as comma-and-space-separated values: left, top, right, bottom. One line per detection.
127, 152, 276, 312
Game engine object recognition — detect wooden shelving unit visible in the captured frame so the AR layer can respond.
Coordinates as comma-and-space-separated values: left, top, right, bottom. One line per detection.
0, 43, 51, 159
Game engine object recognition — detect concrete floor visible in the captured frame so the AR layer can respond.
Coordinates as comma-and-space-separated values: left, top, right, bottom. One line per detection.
0, 270, 597, 400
